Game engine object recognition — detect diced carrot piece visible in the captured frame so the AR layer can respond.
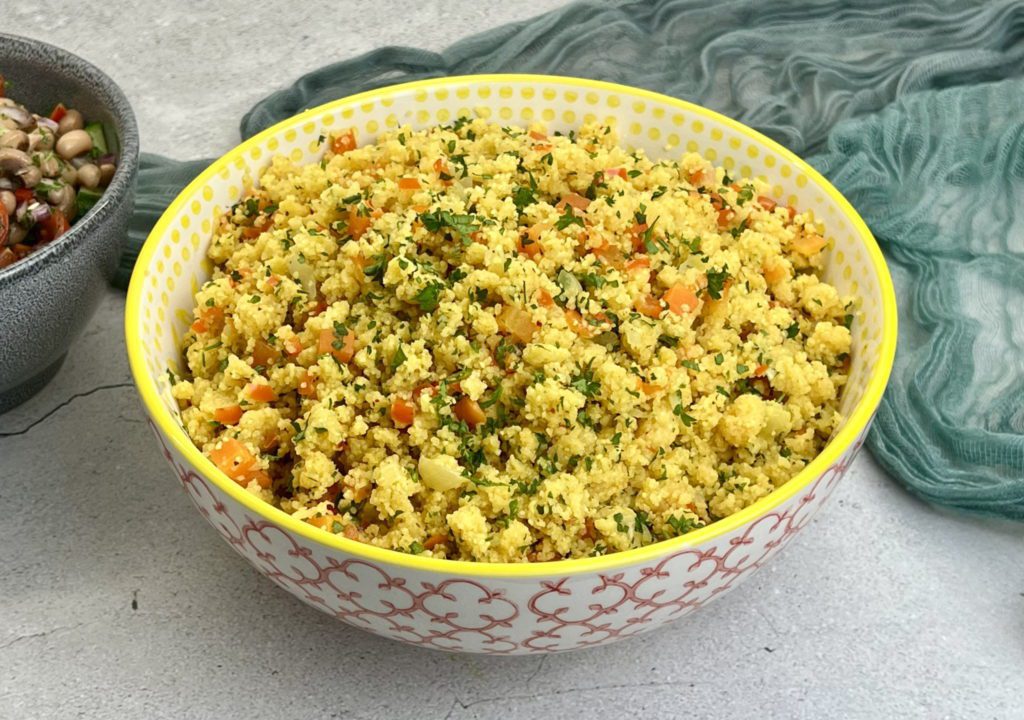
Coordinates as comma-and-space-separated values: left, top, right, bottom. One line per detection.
604, 168, 627, 179
663, 284, 700, 315
250, 470, 272, 489
529, 130, 548, 141
331, 129, 357, 154
453, 396, 486, 428
757, 196, 778, 212
318, 327, 356, 363
625, 256, 650, 272
754, 364, 769, 377
390, 398, 416, 428
297, 371, 317, 397
190, 318, 207, 333
497, 305, 537, 344
398, 177, 421, 190
717, 207, 735, 228
252, 339, 280, 369
591, 242, 624, 267
635, 294, 663, 318
245, 382, 277, 403
537, 289, 554, 308
422, 533, 449, 550
209, 438, 259, 485
786, 206, 797, 222
213, 405, 243, 425
284, 337, 304, 357
689, 169, 713, 186
791, 233, 827, 256
266, 275, 280, 287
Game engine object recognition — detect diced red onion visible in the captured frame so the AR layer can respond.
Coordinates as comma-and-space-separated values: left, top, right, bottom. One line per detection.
70, 156, 90, 169
28, 202, 51, 223
35, 116, 59, 133
15, 201, 28, 223
97, 153, 116, 166
0, 105, 32, 127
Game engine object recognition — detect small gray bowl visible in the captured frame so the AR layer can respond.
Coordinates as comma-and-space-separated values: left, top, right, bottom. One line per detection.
0, 33, 139, 413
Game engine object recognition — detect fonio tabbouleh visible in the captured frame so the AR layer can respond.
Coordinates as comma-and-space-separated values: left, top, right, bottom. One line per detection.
171, 118, 855, 562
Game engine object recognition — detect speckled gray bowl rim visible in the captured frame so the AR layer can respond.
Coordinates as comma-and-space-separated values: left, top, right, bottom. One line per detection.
0, 32, 139, 283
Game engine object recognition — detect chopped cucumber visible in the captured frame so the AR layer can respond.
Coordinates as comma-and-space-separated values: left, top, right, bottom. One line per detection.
84, 121, 108, 156
76, 187, 103, 216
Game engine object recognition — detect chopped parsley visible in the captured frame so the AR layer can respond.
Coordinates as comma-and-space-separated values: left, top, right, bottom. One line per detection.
412, 281, 443, 312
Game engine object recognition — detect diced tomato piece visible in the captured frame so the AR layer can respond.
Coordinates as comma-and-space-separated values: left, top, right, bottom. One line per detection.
517, 235, 542, 258
297, 370, 317, 397
591, 241, 624, 267
266, 275, 280, 287
496, 305, 537, 344
213, 405, 244, 425
346, 206, 371, 240
398, 177, 421, 190
390, 398, 416, 428
533, 143, 552, 153
663, 284, 700, 315
754, 364, 769, 377
757, 196, 778, 212
245, 382, 277, 403
560, 192, 591, 212
791, 233, 827, 256
688, 169, 713, 187
209, 439, 262, 485
786, 206, 797, 222
342, 524, 361, 541
331, 129, 357, 154
564, 309, 595, 338
36, 208, 69, 243
309, 297, 328, 316
191, 305, 224, 334
0, 203, 8, 247
422, 533, 449, 550
536, 289, 554, 308
625, 256, 650, 273
318, 327, 357, 363
763, 262, 787, 285
13, 188, 34, 203
49, 103, 67, 122
604, 168, 627, 179
634, 294, 663, 318
284, 337, 304, 357
453, 396, 486, 428
529, 130, 548, 141
251, 339, 280, 369
717, 207, 735, 228
638, 380, 663, 396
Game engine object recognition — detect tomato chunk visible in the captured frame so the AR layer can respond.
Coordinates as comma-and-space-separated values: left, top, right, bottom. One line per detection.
284, 337, 304, 357
625, 256, 650, 272
297, 370, 317, 397
634, 294, 663, 318
604, 168, 627, 179
37, 208, 69, 243
497, 305, 537, 344
422, 533, 449, 550
245, 382, 277, 403
565, 309, 595, 338
398, 177, 421, 190
536, 289, 554, 308
559, 192, 591, 212
318, 327, 356, 363
331, 129, 357, 154
453, 396, 486, 428
663, 284, 700, 315
213, 405, 243, 425
209, 439, 269, 488
251, 339, 280, 369
390, 398, 416, 428
346, 206, 371, 240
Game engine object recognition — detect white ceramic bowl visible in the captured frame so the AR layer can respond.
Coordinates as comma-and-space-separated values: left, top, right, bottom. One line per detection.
126, 75, 897, 654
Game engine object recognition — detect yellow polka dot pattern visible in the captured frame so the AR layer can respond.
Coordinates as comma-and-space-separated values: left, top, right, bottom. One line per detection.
135, 78, 886, 429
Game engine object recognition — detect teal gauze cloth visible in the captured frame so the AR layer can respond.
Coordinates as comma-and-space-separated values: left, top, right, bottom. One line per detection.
120, 0, 1024, 520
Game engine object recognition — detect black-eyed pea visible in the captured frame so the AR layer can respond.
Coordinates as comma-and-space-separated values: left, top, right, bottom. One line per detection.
36, 153, 60, 177
55, 129, 91, 160
57, 109, 84, 135
0, 129, 28, 150
99, 163, 116, 186
0, 190, 14, 214
77, 162, 101, 189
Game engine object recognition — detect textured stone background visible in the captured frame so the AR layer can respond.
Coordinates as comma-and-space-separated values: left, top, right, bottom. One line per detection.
1, 3, 1021, 718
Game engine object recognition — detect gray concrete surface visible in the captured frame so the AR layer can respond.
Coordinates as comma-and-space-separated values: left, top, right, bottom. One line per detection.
2, 3, 1022, 719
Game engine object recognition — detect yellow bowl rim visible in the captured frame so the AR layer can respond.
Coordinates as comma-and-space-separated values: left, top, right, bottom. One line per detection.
126, 73, 898, 578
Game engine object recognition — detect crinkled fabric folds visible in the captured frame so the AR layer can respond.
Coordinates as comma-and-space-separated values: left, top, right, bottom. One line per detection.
120, 0, 1024, 519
